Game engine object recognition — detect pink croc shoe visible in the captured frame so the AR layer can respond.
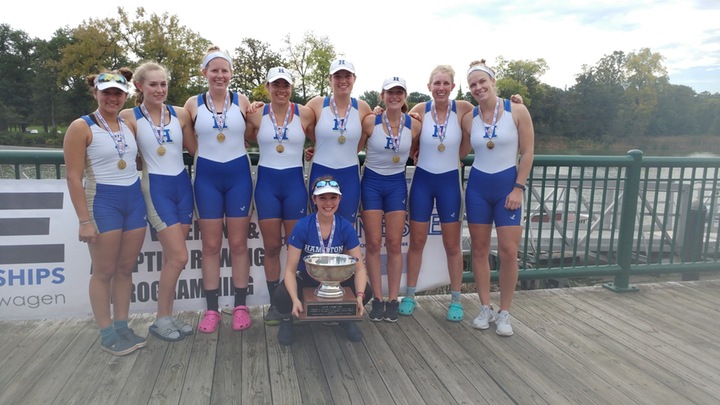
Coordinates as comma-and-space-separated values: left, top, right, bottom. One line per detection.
198, 310, 221, 333
232, 305, 252, 331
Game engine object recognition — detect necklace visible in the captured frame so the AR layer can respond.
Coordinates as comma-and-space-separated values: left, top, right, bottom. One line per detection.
431, 101, 451, 152
140, 103, 166, 156
330, 96, 351, 144
269, 103, 292, 153
479, 97, 500, 149
95, 110, 128, 169
383, 112, 404, 164
207, 91, 229, 142
315, 214, 336, 253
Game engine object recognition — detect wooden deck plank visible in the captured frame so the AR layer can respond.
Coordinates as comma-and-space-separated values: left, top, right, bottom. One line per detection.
425, 295, 602, 405
0, 318, 87, 403
265, 310, 302, 405
359, 318, 426, 404
240, 306, 271, 405
395, 298, 500, 404
211, 308, 243, 404
292, 323, 334, 403
416, 298, 547, 405
511, 290, 692, 404
147, 312, 198, 405
12, 318, 95, 405
539, 287, 720, 403
454, 293, 638, 405
0, 320, 43, 362
2, 280, 720, 405
181, 311, 216, 404
579, 287, 720, 377
313, 323, 363, 403
117, 314, 164, 405
373, 303, 457, 404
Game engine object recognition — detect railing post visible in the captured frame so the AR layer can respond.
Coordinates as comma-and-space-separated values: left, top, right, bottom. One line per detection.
604, 149, 642, 292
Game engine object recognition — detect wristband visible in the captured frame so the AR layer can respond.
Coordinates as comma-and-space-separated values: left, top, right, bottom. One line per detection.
513, 182, 526, 191
356, 291, 365, 298
79, 219, 92, 225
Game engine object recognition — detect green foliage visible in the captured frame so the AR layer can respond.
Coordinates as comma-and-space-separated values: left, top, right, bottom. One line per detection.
360, 90, 380, 109
2, 15, 720, 150
283, 31, 336, 103
233, 37, 284, 97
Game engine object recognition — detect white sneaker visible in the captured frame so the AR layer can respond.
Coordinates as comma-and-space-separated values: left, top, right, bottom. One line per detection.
472, 305, 495, 330
495, 310, 514, 336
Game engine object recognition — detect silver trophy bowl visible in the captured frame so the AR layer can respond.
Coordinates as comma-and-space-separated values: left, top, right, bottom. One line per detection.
304, 253, 358, 298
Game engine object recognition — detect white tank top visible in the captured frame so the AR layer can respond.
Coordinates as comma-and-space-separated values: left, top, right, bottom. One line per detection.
82, 115, 139, 186
257, 103, 304, 169
194, 92, 247, 163
416, 100, 461, 174
312, 96, 362, 169
471, 99, 518, 174
134, 105, 186, 176
364, 114, 412, 176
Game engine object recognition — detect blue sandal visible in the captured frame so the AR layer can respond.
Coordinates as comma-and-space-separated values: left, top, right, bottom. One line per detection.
398, 297, 417, 316
446, 302, 464, 322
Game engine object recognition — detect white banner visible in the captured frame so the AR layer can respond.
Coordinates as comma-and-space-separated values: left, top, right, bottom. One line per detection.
0, 179, 450, 320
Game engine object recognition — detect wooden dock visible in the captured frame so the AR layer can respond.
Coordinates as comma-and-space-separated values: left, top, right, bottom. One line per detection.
2, 280, 720, 404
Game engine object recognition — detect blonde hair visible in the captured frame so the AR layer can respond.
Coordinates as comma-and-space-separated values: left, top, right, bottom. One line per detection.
428, 65, 456, 85
132, 62, 168, 105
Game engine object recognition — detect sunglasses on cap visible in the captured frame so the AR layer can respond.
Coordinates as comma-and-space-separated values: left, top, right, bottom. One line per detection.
314, 180, 339, 189
96, 72, 127, 85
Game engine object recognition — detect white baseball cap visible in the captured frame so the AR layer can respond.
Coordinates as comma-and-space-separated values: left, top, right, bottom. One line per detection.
382, 76, 407, 91
329, 59, 356, 75
267, 67, 293, 84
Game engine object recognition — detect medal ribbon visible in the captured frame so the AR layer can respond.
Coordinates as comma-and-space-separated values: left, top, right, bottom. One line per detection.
268, 103, 292, 147
95, 110, 126, 160
315, 214, 336, 254
207, 91, 229, 132
383, 112, 404, 155
330, 96, 352, 136
480, 97, 501, 140
140, 103, 166, 146
431, 101, 451, 144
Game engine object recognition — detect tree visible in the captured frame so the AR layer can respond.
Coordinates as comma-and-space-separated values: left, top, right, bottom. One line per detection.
360, 90, 380, 110
0, 24, 35, 131
116, 7, 210, 105
567, 51, 626, 139
283, 31, 336, 103
31, 31, 72, 142
232, 38, 284, 98
407, 92, 431, 110
615, 48, 668, 137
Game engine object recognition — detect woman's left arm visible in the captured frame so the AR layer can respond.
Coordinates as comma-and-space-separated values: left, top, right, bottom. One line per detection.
347, 245, 366, 316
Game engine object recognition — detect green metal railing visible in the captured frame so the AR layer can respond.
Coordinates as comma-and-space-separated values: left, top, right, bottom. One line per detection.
2, 149, 719, 291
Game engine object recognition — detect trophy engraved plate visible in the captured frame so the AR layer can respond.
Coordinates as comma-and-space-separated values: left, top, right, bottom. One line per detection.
299, 253, 362, 322
300, 287, 358, 321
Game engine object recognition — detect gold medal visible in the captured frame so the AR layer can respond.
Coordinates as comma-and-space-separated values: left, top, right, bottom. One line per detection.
217, 132, 225, 142
118, 159, 127, 169
276, 144, 285, 153
487, 140, 495, 149
338, 135, 346, 144
157, 145, 166, 156
438, 143, 446, 152
393, 155, 400, 164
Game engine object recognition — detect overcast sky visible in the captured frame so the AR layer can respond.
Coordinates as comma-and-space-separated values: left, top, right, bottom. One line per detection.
3, 0, 719, 95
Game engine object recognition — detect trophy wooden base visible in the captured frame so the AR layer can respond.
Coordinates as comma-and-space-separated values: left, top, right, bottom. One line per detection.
299, 286, 362, 322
